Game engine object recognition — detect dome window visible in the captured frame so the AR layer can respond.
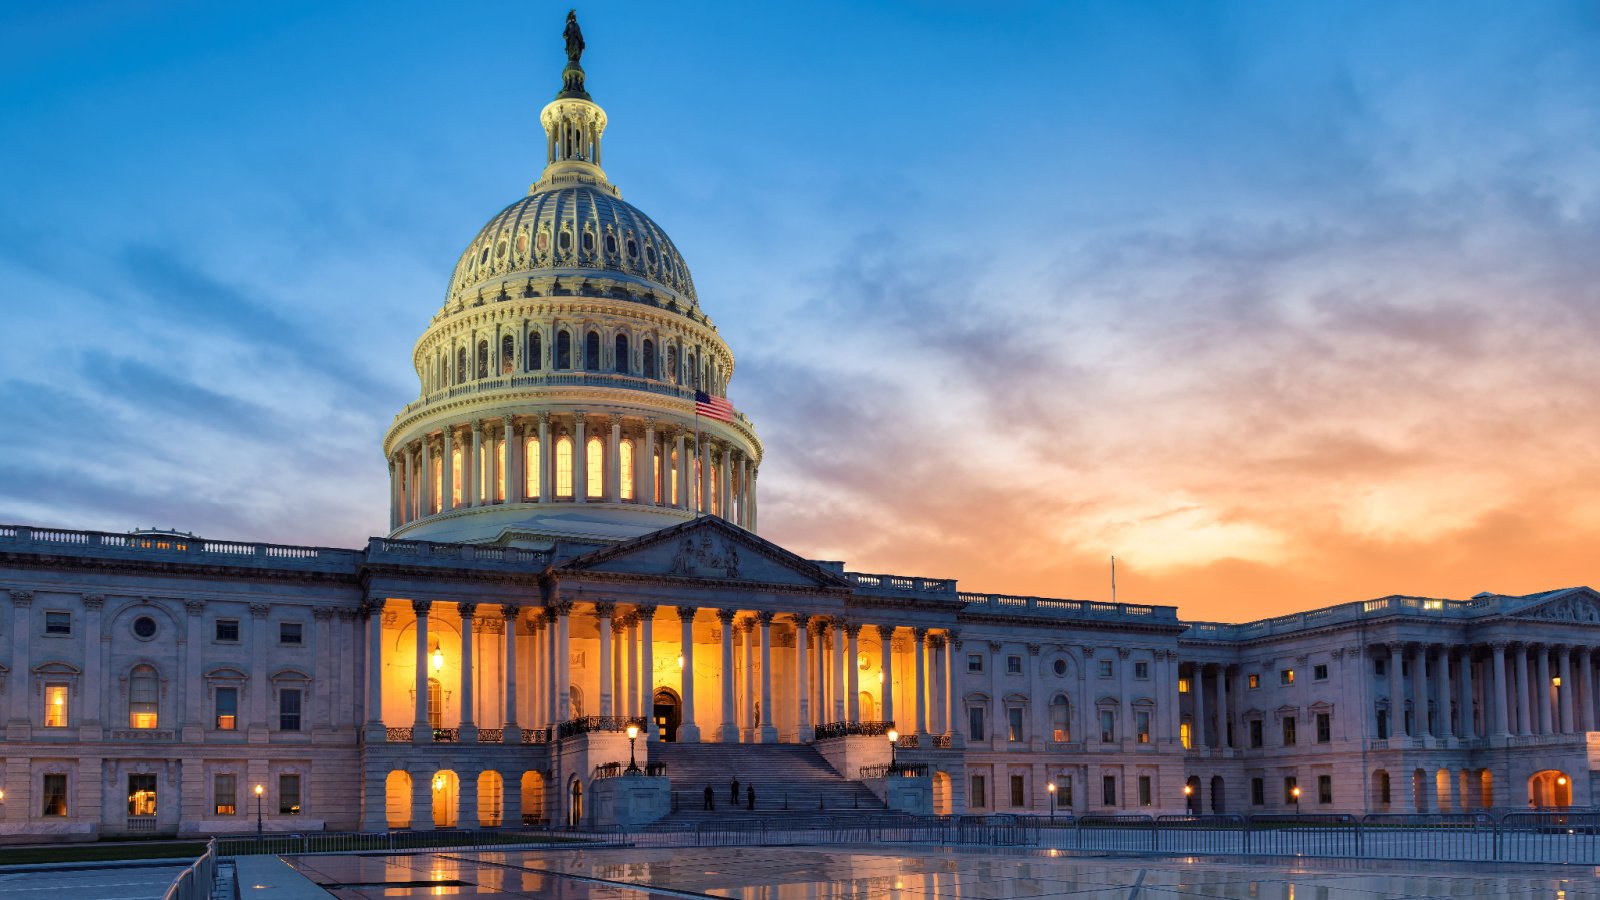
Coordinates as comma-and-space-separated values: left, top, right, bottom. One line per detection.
132, 616, 158, 640
516, 233, 529, 256
559, 230, 572, 252
605, 234, 618, 255
537, 231, 550, 253
645, 245, 658, 265
626, 238, 638, 258
496, 239, 508, 259
480, 247, 490, 264
581, 232, 595, 253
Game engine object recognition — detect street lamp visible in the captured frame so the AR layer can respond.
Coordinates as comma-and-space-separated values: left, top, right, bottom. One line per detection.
254, 783, 265, 837
1184, 782, 1194, 815
1291, 785, 1301, 814
887, 729, 899, 772
625, 723, 641, 774
1047, 781, 1057, 824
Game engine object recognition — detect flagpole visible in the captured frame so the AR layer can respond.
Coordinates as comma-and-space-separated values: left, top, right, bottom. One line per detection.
1111, 555, 1117, 604
693, 393, 702, 519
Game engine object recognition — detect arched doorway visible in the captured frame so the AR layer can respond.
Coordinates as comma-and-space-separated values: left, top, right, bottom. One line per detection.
1435, 768, 1453, 811
1412, 768, 1428, 812
654, 688, 682, 742
431, 770, 459, 828
1184, 775, 1201, 814
1372, 769, 1391, 808
520, 771, 544, 826
477, 771, 503, 827
859, 692, 878, 721
933, 771, 952, 815
385, 770, 411, 829
1210, 775, 1225, 814
568, 777, 584, 829
1530, 770, 1573, 808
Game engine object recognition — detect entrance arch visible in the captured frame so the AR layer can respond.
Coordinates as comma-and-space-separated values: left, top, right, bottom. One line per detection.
385, 770, 412, 829
1184, 775, 1201, 814
431, 770, 459, 828
1529, 770, 1573, 808
654, 688, 682, 742
520, 771, 545, 826
1209, 775, 1225, 814
477, 771, 503, 827
568, 776, 584, 829
933, 771, 952, 815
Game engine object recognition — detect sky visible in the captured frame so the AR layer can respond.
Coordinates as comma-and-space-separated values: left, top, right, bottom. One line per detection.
2, 1, 1599, 623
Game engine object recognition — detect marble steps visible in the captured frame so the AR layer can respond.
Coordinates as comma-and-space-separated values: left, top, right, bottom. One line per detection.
647, 742, 884, 819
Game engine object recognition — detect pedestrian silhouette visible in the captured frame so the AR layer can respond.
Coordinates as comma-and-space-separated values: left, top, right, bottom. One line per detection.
703, 785, 714, 810
746, 783, 755, 810
731, 777, 740, 804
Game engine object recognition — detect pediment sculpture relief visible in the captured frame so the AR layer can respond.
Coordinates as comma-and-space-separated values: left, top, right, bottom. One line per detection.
1520, 596, 1600, 624
669, 532, 741, 579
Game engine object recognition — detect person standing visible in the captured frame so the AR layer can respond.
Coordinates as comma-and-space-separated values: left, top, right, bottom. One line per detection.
703, 785, 714, 810
731, 777, 740, 805
746, 783, 755, 811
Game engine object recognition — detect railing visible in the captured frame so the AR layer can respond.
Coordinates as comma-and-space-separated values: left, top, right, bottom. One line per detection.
931, 734, 952, 749
213, 827, 586, 858
895, 733, 919, 749
557, 716, 647, 739
814, 720, 893, 740
433, 728, 459, 743
161, 839, 216, 900
368, 538, 551, 566
845, 572, 960, 595
593, 761, 669, 780
860, 763, 929, 779
478, 728, 504, 743
127, 815, 157, 833
0, 525, 359, 569
386, 727, 413, 742
959, 592, 1179, 622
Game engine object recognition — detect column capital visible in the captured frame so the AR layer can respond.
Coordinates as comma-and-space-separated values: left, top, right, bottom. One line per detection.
338, 608, 358, 621
458, 602, 477, 620
593, 601, 616, 619
502, 413, 516, 429
9, 589, 33, 607
843, 622, 862, 638
930, 635, 947, 650
716, 608, 738, 625
411, 600, 432, 616
756, 610, 776, 626
636, 603, 658, 619
312, 606, 335, 621
875, 624, 896, 639
945, 628, 960, 644
676, 605, 698, 622
539, 411, 552, 425
250, 602, 270, 619
911, 627, 929, 642
83, 594, 105, 610
792, 612, 811, 630
500, 603, 521, 622
573, 411, 587, 426
183, 598, 205, 616
473, 418, 489, 437
1491, 640, 1511, 651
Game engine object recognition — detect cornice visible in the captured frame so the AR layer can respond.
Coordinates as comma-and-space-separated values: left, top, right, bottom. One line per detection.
0, 550, 361, 586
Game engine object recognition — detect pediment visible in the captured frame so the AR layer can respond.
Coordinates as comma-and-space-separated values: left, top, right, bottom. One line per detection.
555, 516, 853, 590
1510, 587, 1600, 624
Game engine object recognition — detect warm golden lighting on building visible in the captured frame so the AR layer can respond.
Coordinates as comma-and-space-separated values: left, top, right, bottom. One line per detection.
44, 684, 68, 727
620, 439, 634, 499
556, 436, 574, 497
586, 436, 603, 498
525, 437, 541, 499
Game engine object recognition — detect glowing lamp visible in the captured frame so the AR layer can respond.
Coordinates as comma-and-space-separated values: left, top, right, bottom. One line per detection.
1553, 676, 1562, 687
877, 671, 884, 684
887, 729, 899, 744
677, 654, 685, 670
626, 724, 640, 740
1558, 776, 1569, 786
1292, 787, 1301, 798
431, 649, 445, 672
254, 784, 264, 796
434, 775, 445, 791
1047, 782, 1057, 794
1184, 784, 1193, 796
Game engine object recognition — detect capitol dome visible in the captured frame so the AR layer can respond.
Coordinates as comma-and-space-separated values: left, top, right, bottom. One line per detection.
381, 22, 761, 550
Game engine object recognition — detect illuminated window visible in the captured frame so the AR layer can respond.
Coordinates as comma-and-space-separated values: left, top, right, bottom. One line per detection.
1280, 669, 1295, 685
44, 683, 68, 727
669, 449, 679, 505
586, 436, 603, 498
279, 774, 302, 815
42, 773, 68, 816
129, 665, 159, 729
614, 334, 630, 373
128, 773, 157, 817
500, 334, 514, 374
1248, 673, 1260, 690
694, 458, 703, 511
496, 439, 506, 501
451, 447, 462, 507
653, 446, 663, 503
525, 437, 541, 499
620, 440, 635, 500
709, 462, 719, 513
214, 774, 237, 816
1178, 678, 1190, 694
527, 331, 542, 370
432, 456, 442, 512
556, 437, 573, 497
1007, 707, 1024, 742
428, 678, 443, 729
215, 687, 238, 731
1180, 721, 1192, 749
1136, 710, 1151, 744
1050, 695, 1070, 742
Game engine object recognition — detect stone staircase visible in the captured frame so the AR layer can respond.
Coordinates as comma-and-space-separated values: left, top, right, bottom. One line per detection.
647, 742, 883, 821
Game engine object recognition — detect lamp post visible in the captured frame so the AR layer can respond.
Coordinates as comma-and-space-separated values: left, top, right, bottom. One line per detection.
254, 783, 264, 837
1184, 782, 1194, 815
887, 729, 899, 773
626, 723, 641, 774
1291, 785, 1301, 814
1047, 781, 1057, 824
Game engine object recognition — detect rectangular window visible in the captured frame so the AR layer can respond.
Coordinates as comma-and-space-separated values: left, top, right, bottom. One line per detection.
1134, 661, 1149, 680
1006, 655, 1022, 675
1313, 664, 1328, 681
1138, 775, 1152, 807
970, 774, 986, 808
279, 774, 302, 815
1058, 774, 1073, 806
1180, 721, 1192, 749
279, 622, 303, 646
1250, 777, 1265, 806
968, 707, 985, 742
44, 611, 71, 635
1375, 658, 1386, 677
967, 654, 984, 673
214, 774, 237, 816
1007, 707, 1024, 742
279, 689, 302, 732
1100, 709, 1116, 743
1178, 678, 1190, 694
1379, 774, 1392, 804
1247, 673, 1260, 690
42, 773, 68, 817
1136, 710, 1151, 744
215, 619, 240, 642
1377, 708, 1389, 739
1316, 712, 1331, 743
1284, 776, 1299, 806
215, 687, 238, 731
1010, 774, 1025, 807
1099, 660, 1113, 678
128, 773, 157, 816
1280, 669, 1295, 686
1102, 775, 1117, 807
1249, 719, 1263, 749
43, 683, 68, 728
1318, 774, 1333, 805
1282, 717, 1297, 746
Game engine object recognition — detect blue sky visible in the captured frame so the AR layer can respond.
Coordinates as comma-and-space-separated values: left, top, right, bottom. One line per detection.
4, 2, 1600, 619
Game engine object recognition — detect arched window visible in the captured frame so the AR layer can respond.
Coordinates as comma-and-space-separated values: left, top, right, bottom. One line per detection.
427, 677, 443, 729
690, 352, 700, 388
569, 685, 585, 719
694, 458, 703, 512
432, 454, 443, 512
527, 331, 543, 371
496, 438, 506, 502
669, 447, 679, 505
614, 334, 630, 374
450, 446, 462, 508
556, 331, 572, 369
456, 347, 467, 384
665, 346, 678, 384
620, 440, 635, 500
585, 330, 601, 370
653, 445, 663, 504
525, 437, 541, 499
709, 461, 718, 514
129, 665, 159, 729
500, 335, 514, 374
476, 340, 489, 379
643, 340, 657, 379
586, 436, 603, 498
1050, 695, 1071, 742
555, 437, 574, 498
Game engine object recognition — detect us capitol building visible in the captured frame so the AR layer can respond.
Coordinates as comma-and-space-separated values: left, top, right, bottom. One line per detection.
2, 18, 1597, 840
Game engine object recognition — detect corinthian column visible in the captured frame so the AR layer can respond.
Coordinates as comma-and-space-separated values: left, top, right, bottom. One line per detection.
441, 426, 455, 510
878, 625, 897, 728
596, 602, 614, 717
504, 415, 521, 503
1535, 645, 1553, 734
467, 421, 482, 507
795, 614, 813, 741
501, 605, 521, 743
758, 611, 777, 742
1514, 643, 1531, 735
1491, 641, 1509, 738
913, 627, 929, 735
845, 624, 861, 723
717, 608, 738, 741
458, 603, 477, 740
412, 600, 432, 744
1559, 645, 1575, 733
573, 414, 588, 503
638, 606, 657, 740
677, 606, 700, 742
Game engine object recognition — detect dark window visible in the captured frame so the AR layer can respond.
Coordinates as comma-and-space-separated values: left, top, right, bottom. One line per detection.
45, 611, 71, 635
970, 775, 986, 808
665, 346, 678, 383
42, 773, 68, 817
968, 707, 985, 741
1318, 774, 1333, 805
604, 233, 618, 255
215, 619, 239, 642
558, 230, 572, 251
1102, 775, 1117, 807
1007, 656, 1022, 674
1010, 774, 1025, 807
585, 331, 601, 370
279, 689, 302, 731
1099, 660, 1113, 678
501, 335, 514, 374
642, 339, 656, 378
528, 331, 543, 370
1249, 720, 1263, 748
1280, 669, 1295, 685
1251, 778, 1265, 806
1057, 775, 1073, 806
1377, 707, 1389, 739
581, 231, 594, 253
1316, 713, 1331, 743
1313, 664, 1329, 681
215, 687, 238, 731
626, 238, 638, 258
1378, 771, 1392, 804
556, 331, 572, 369
1282, 717, 1297, 746
1053, 658, 1067, 676
476, 340, 489, 378
279, 774, 302, 815
1134, 661, 1149, 679
614, 334, 630, 373
214, 774, 237, 816
1136, 710, 1151, 744
279, 622, 303, 645
1375, 658, 1386, 676
132, 616, 157, 638
1138, 775, 1152, 807
967, 654, 983, 673
1007, 707, 1024, 742
456, 347, 467, 384
1100, 710, 1116, 743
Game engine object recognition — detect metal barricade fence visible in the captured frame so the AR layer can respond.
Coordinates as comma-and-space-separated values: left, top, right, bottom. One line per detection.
1246, 814, 1360, 858
1359, 813, 1494, 862
1071, 815, 1156, 853
1498, 811, 1600, 865
1155, 815, 1248, 855
161, 839, 216, 900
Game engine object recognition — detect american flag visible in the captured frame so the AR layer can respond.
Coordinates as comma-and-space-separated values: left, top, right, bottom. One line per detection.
695, 390, 735, 423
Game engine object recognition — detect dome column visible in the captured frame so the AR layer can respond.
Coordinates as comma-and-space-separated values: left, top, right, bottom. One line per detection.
720, 445, 733, 519
402, 444, 415, 524
607, 415, 622, 502
442, 424, 455, 512
642, 419, 658, 506
698, 437, 712, 514
675, 428, 690, 510
388, 457, 399, 530
737, 455, 749, 529
467, 421, 481, 507
573, 414, 588, 503
750, 467, 759, 532
504, 415, 521, 503
538, 413, 552, 501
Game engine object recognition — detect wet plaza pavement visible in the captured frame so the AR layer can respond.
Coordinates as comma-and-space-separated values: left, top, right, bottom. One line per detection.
284, 845, 1600, 900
